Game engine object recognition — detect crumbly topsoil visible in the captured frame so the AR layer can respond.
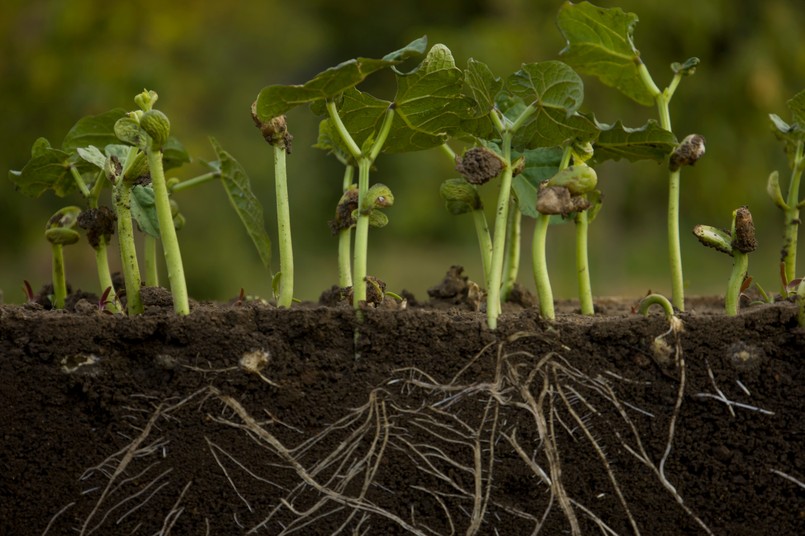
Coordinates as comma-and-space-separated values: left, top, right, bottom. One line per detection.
1, 270, 803, 535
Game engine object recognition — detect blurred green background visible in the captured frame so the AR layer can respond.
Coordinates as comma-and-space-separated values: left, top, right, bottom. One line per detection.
1, 0, 803, 305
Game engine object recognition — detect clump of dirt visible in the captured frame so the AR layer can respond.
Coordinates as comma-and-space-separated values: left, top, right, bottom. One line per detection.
1, 273, 803, 535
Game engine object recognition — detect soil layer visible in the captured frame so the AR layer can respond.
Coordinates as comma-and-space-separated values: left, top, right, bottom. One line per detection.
1, 279, 804, 535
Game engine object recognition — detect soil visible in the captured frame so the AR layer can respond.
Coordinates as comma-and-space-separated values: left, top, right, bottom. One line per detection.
1, 267, 804, 535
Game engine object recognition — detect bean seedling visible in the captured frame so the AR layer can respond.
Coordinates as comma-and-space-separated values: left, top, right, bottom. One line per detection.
694, 207, 758, 316
557, 0, 702, 312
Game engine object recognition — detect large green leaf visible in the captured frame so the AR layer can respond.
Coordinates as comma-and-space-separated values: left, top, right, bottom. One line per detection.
556, 1, 655, 106
507, 61, 598, 149
591, 118, 677, 164
9, 138, 78, 197
384, 44, 472, 152
208, 137, 272, 270
255, 36, 427, 121
62, 108, 127, 152
464, 59, 503, 117
511, 147, 565, 218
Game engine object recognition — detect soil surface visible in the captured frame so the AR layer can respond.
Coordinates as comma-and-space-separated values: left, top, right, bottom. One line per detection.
2, 269, 804, 535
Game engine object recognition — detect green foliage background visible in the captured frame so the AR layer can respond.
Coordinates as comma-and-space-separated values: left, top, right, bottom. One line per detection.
1, 0, 803, 304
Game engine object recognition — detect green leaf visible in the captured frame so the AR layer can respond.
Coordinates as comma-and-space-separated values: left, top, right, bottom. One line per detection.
162, 137, 191, 171
62, 108, 127, 152
9, 139, 76, 198
591, 118, 677, 164
788, 89, 805, 126
115, 116, 148, 148
255, 36, 427, 121
557, 1, 656, 106
385, 44, 472, 152
130, 184, 160, 237
506, 61, 598, 149
314, 119, 354, 165
208, 137, 272, 270
330, 88, 391, 150
766, 170, 788, 209
464, 58, 503, 117
77, 146, 107, 169
511, 147, 565, 218
671, 57, 700, 76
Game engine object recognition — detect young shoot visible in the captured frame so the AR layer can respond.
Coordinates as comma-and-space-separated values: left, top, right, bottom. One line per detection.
767, 90, 805, 293
693, 206, 757, 316
255, 37, 467, 310
439, 177, 492, 290
533, 155, 598, 320
252, 109, 294, 307
45, 206, 81, 309
558, 1, 702, 312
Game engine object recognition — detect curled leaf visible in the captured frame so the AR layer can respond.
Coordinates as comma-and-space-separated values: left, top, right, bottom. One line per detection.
361, 183, 394, 214
766, 171, 788, 209
671, 57, 700, 76
440, 178, 482, 215
693, 224, 733, 255
546, 164, 597, 195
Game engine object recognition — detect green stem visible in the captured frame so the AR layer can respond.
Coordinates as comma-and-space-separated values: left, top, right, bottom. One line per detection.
725, 252, 748, 316
782, 141, 805, 284
667, 168, 684, 311
147, 147, 189, 315
169, 171, 219, 193
353, 160, 371, 306
88, 169, 105, 206
439, 142, 456, 161
642, 61, 685, 311
69, 166, 92, 199
501, 203, 521, 302
144, 234, 159, 287
338, 165, 355, 289
532, 213, 554, 320
472, 208, 493, 292
637, 293, 675, 320
274, 144, 293, 308
94, 238, 121, 313
114, 183, 143, 315
486, 131, 514, 329
530, 147, 571, 321
51, 244, 67, 309
326, 100, 362, 161
575, 208, 594, 315
351, 106, 396, 309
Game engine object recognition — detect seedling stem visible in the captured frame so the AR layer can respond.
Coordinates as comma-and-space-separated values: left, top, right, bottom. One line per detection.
273, 142, 294, 308
147, 146, 189, 314
638, 61, 688, 311
782, 140, 805, 286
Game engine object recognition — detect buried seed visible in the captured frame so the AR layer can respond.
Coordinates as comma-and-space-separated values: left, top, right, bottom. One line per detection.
60, 353, 101, 374
240, 349, 279, 386
727, 341, 765, 371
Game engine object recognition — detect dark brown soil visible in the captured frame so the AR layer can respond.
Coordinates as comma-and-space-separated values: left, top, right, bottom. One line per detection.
1, 273, 804, 535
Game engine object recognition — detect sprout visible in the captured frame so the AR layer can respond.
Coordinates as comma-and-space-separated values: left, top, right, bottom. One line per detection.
45, 206, 82, 309
694, 207, 757, 315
